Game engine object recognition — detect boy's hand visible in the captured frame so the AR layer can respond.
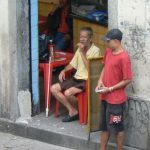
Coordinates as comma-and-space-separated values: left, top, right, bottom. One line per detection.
95, 80, 104, 91
100, 87, 110, 94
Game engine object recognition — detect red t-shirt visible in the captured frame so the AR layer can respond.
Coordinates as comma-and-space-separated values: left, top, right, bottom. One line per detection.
100, 48, 132, 104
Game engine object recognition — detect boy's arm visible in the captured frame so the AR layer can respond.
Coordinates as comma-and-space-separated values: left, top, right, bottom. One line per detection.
110, 79, 132, 92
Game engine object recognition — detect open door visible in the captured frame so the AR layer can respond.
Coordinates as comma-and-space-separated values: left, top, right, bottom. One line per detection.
88, 57, 104, 138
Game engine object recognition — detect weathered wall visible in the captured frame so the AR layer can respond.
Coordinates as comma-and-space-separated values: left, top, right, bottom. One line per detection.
109, 0, 150, 149
119, 0, 150, 100
16, 0, 30, 91
0, 0, 31, 121
0, 0, 11, 118
108, 0, 118, 29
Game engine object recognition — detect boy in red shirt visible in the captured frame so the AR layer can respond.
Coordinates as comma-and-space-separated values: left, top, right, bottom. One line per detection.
95, 29, 132, 150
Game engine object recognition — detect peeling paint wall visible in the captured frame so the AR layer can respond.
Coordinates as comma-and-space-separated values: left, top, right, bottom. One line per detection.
108, 0, 119, 29
0, 0, 31, 120
17, 0, 30, 90
0, 0, 11, 118
118, 0, 150, 100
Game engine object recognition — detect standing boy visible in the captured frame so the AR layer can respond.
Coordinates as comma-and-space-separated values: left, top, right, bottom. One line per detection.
96, 29, 132, 150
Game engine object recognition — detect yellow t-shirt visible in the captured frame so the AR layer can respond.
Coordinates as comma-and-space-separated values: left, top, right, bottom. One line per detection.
70, 43, 100, 80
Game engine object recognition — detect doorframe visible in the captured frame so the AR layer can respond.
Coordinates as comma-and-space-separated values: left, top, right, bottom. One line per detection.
29, 0, 40, 115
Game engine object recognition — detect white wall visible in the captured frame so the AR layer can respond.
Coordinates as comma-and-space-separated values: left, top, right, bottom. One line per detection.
0, 0, 31, 120
109, 0, 150, 101
0, 0, 11, 118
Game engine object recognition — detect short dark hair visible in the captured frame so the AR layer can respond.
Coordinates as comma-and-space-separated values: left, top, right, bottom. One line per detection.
80, 27, 93, 38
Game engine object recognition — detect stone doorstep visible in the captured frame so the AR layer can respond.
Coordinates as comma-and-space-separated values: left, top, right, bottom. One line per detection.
0, 118, 140, 150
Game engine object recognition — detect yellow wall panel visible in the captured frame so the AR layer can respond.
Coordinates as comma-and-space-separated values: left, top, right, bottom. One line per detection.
38, 1, 54, 16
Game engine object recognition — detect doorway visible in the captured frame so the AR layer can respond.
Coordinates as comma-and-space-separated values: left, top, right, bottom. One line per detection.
30, 0, 108, 117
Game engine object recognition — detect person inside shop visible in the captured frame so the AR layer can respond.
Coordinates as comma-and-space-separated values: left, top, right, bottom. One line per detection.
46, 0, 72, 51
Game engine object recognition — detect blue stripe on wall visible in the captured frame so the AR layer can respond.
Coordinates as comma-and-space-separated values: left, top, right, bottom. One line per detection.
30, 0, 39, 107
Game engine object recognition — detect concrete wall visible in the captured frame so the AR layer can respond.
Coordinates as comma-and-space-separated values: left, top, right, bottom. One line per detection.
109, 0, 150, 149
0, 0, 11, 119
0, 0, 31, 121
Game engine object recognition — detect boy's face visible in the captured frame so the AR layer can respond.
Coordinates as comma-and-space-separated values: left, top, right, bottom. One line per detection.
106, 39, 121, 50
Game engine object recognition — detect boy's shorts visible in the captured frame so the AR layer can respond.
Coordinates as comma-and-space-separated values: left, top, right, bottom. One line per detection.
100, 100, 126, 133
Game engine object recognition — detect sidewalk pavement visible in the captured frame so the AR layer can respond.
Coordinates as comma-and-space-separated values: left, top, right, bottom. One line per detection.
0, 132, 75, 150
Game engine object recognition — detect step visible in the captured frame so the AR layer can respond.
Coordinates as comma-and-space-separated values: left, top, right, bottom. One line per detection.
0, 113, 140, 150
